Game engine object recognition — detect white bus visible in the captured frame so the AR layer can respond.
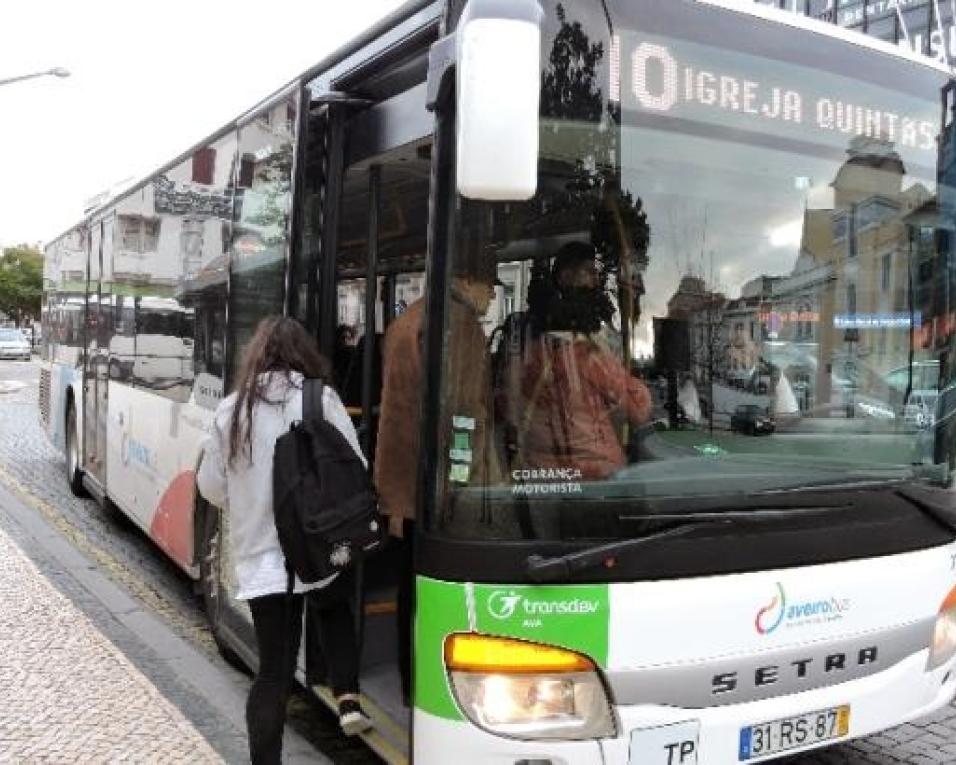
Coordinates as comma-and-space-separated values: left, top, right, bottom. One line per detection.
40, 1, 956, 762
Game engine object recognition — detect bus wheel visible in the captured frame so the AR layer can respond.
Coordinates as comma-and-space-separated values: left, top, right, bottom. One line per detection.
65, 402, 87, 498
198, 502, 245, 669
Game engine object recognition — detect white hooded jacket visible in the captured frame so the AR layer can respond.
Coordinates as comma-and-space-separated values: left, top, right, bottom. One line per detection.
196, 371, 365, 600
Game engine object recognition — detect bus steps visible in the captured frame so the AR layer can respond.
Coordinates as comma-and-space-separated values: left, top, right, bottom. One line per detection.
311, 683, 409, 765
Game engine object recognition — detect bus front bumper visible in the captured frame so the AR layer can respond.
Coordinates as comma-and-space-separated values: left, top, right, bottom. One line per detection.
415, 650, 956, 764
603, 649, 956, 764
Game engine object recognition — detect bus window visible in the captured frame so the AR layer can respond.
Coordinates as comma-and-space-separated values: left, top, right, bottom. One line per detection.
132, 296, 193, 400
115, 190, 179, 400
227, 91, 298, 387
111, 138, 238, 405
335, 164, 377, 418
43, 226, 87, 369
334, 146, 431, 457
174, 132, 237, 409
433, 0, 954, 544
291, 107, 328, 331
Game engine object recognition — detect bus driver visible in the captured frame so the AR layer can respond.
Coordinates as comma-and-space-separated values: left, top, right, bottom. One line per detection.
512, 242, 652, 480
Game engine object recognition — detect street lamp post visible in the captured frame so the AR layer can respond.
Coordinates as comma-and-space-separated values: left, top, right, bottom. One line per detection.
0, 67, 70, 88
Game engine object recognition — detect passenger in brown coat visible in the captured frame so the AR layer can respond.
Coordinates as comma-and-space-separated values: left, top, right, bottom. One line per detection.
373, 271, 495, 701
373, 298, 425, 531
375, 276, 496, 524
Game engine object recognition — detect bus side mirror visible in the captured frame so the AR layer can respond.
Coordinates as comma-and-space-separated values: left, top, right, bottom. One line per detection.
455, 0, 543, 201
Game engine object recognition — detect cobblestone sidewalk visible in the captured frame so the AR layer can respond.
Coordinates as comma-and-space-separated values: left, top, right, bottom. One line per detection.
0, 522, 223, 763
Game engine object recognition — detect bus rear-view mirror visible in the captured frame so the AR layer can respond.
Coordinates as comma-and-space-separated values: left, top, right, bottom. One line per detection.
456, 0, 543, 201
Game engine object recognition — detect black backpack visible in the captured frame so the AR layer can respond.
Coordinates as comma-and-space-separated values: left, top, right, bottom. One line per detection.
273, 379, 385, 584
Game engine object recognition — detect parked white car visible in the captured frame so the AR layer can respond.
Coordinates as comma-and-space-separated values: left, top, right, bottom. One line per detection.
0, 329, 31, 361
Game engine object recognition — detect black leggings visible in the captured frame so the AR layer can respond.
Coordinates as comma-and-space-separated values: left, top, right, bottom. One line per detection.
246, 576, 360, 765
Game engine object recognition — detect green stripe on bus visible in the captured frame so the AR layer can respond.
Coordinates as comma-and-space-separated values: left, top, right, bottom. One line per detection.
414, 579, 611, 721
473, 584, 610, 667
414, 577, 469, 720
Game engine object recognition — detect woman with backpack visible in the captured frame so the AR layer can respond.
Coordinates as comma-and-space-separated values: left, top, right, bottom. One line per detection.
197, 316, 371, 765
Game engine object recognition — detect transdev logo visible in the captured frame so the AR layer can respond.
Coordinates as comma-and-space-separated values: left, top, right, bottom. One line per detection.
485, 589, 601, 621
488, 590, 523, 620
755, 582, 852, 635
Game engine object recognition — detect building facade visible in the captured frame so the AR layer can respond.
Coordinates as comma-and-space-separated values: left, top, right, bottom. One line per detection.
754, 0, 956, 61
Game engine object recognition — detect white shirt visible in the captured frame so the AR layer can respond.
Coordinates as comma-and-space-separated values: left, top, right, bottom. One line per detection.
196, 372, 366, 600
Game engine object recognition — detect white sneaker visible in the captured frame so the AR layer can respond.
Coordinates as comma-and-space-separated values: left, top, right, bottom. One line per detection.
338, 698, 373, 737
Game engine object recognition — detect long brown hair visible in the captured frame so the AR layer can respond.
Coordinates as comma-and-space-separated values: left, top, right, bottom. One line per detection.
228, 316, 329, 466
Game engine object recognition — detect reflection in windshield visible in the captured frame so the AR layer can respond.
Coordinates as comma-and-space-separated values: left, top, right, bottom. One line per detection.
437, 1, 956, 541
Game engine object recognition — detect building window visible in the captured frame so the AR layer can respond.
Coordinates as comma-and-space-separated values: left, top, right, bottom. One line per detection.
837, 0, 865, 27
797, 300, 813, 339
866, 13, 897, 42
901, 5, 932, 54
503, 285, 515, 317
119, 215, 160, 254
881, 253, 892, 292
181, 219, 204, 277
238, 154, 255, 188
192, 147, 216, 185
847, 203, 858, 258
833, 213, 848, 241
808, 0, 834, 19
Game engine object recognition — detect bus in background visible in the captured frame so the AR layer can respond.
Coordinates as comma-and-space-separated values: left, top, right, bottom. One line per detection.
38, 0, 956, 762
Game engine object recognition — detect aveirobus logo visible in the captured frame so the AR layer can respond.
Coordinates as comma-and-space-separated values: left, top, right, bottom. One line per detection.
486, 589, 601, 621
755, 583, 787, 635
755, 583, 852, 635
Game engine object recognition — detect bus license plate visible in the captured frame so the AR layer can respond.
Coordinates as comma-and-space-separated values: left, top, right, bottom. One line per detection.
629, 721, 699, 765
739, 705, 850, 760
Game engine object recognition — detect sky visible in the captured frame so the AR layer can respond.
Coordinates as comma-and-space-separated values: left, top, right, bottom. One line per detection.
0, 0, 407, 249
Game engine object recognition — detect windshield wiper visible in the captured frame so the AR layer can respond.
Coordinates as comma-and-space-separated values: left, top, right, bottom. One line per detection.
526, 523, 712, 583
526, 503, 852, 583
527, 481, 956, 583
617, 490, 857, 518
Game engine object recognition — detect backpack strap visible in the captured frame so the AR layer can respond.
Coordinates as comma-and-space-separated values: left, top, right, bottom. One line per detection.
303, 378, 326, 424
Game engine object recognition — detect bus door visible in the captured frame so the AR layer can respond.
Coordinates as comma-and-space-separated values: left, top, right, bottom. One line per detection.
326, 142, 431, 735
292, 80, 434, 758
83, 216, 114, 488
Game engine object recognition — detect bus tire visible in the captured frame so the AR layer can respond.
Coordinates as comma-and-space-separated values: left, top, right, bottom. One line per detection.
65, 401, 87, 498
198, 502, 245, 669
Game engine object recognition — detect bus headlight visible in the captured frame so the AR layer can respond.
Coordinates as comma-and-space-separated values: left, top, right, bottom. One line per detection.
444, 633, 616, 740
929, 584, 956, 671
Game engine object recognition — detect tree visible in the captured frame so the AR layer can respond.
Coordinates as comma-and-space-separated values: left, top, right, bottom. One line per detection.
0, 246, 43, 327
538, 3, 651, 353
690, 294, 728, 433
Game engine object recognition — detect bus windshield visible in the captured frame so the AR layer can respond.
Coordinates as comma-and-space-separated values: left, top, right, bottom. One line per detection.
435, 0, 956, 542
